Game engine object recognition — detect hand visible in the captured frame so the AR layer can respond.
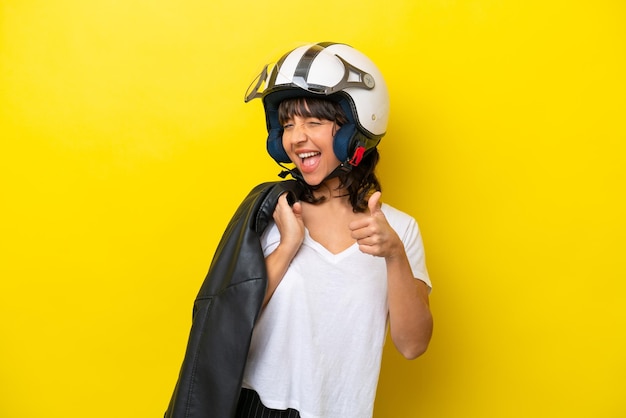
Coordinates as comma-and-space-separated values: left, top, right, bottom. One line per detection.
262, 193, 305, 308
349, 191, 403, 258
273, 192, 305, 252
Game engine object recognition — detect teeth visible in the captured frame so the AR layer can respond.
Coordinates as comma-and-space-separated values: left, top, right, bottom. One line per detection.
298, 152, 319, 159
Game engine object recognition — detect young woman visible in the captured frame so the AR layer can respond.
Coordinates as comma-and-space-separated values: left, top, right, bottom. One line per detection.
238, 42, 433, 418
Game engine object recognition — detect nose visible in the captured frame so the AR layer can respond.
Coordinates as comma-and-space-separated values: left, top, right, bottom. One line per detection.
290, 123, 308, 144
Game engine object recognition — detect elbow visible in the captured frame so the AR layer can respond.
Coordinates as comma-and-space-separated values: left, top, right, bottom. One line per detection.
398, 340, 430, 360
393, 315, 433, 360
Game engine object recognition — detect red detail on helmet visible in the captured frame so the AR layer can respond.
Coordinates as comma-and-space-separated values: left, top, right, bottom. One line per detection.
349, 146, 366, 166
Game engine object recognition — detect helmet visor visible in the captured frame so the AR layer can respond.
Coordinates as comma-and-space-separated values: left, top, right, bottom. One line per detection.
244, 48, 375, 103
244, 62, 276, 103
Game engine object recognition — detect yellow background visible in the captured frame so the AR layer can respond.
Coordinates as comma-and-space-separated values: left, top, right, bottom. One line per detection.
1, 1, 624, 417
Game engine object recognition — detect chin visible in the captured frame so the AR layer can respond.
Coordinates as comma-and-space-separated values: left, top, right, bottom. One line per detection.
302, 176, 323, 187
300, 168, 338, 187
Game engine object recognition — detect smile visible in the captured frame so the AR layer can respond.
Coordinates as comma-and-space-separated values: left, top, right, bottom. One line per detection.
298, 151, 320, 160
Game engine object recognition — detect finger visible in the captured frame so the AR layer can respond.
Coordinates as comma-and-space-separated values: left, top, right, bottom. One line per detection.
277, 192, 293, 208
356, 240, 379, 256
348, 217, 368, 232
368, 191, 382, 215
292, 201, 302, 216
350, 226, 370, 240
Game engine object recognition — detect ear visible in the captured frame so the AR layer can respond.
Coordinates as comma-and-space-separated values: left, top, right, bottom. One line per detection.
267, 127, 291, 163
332, 123, 356, 163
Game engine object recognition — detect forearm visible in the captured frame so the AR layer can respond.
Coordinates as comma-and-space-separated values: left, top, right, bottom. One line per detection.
386, 251, 433, 359
263, 196, 304, 308
263, 243, 299, 307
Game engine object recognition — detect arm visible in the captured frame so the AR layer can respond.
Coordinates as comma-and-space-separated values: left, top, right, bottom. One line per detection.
262, 193, 304, 308
384, 248, 433, 359
349, 192, 433, 359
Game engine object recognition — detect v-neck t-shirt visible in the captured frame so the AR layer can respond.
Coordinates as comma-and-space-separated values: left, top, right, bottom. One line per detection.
241, 203, 430, 418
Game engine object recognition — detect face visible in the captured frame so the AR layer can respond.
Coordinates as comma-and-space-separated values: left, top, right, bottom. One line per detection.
281, 115, 341, 186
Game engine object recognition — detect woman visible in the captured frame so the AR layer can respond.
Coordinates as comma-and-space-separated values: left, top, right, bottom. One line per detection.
238, 42, 433, 418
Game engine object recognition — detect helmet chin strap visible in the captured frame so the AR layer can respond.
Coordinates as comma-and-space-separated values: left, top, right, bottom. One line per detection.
277, 163, 303, 182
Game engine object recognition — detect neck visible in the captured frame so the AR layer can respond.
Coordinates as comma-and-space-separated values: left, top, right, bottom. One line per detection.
312, 177, 348, 201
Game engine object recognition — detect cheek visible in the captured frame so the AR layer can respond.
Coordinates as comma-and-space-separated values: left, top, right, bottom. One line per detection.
281, 134, 296, 162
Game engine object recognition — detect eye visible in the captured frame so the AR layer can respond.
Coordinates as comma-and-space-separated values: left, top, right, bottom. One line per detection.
282, 122, 294, 130
306, 119, 324, 127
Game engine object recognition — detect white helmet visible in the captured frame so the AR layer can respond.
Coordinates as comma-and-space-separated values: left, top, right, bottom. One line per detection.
245, 42, 390, 167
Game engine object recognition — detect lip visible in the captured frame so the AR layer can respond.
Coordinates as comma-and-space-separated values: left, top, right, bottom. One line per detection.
293, 149, 322, 174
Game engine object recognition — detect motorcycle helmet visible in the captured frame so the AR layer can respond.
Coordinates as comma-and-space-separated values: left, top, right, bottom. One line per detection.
245, 42, 389, 169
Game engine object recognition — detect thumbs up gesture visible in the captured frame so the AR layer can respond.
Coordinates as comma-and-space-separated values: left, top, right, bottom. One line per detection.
349, 191, 403, 258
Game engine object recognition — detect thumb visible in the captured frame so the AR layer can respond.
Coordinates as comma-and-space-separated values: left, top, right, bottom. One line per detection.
292, 201, 303, 217
368, 191, 382, 215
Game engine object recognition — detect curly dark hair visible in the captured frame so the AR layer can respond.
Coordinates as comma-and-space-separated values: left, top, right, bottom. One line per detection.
277, 97, 381, 213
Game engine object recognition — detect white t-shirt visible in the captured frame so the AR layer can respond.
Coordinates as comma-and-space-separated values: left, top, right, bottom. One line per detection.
242, 203, 430, 418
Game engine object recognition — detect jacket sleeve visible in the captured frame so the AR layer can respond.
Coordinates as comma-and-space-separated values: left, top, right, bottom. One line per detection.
164, 180, 302, 418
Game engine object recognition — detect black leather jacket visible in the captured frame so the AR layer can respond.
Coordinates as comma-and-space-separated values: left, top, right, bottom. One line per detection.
165, 180, 303, 418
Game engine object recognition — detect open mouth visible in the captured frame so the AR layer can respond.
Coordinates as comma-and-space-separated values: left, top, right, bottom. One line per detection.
297, 151, 321, 171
